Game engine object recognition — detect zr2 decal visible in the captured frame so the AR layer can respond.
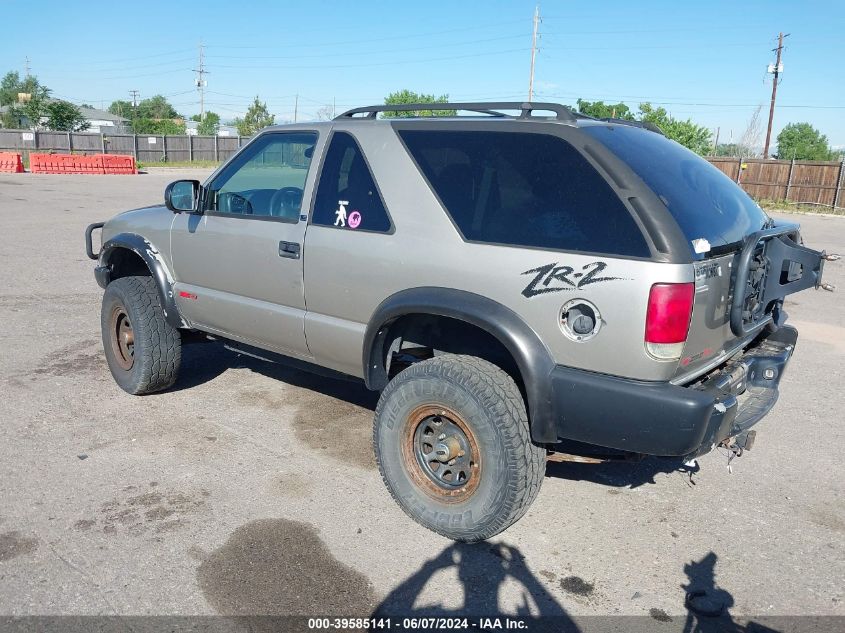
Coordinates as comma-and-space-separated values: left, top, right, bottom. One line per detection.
521, 261, 627, 298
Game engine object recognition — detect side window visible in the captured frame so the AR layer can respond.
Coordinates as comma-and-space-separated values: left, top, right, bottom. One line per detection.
205, 132, 317, 221
399, 130, 650, 257
312, 132, 392, 232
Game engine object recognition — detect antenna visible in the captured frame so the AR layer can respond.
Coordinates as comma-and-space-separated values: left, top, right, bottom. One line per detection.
24, 56, 31, 77
194, 41, 209, 120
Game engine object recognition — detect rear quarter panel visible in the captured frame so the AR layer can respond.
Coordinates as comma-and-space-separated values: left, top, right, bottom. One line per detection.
303, 123, 691, 381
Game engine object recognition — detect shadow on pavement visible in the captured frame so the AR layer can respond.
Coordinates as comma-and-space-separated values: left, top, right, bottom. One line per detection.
372, 541, 577, 632
172, 339, 378, 410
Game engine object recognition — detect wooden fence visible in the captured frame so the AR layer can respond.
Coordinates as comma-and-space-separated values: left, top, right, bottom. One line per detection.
0, 129, 246, 164
706, 157, 845, 210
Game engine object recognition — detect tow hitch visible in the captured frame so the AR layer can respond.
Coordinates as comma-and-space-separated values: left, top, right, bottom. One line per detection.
719, 430, 757, 473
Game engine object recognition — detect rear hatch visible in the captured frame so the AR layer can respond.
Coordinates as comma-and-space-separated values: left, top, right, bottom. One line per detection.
582, 124, 824, 382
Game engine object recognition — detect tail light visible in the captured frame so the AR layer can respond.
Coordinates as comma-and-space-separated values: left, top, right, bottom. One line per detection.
645, 282, 695, 360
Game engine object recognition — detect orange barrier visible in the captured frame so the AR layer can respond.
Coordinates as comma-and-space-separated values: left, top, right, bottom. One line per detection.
29, 153, 138, 175
0, 152, 24, 173
30, 153, 103, 174
101, 154, 137, 174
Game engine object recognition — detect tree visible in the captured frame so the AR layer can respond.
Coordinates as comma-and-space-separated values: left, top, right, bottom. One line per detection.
776, 122, 834, 161
131, 118, 186, 135
382, 90, 456, 117
315, 105, 334, 121
715, 143, 746, 158
735, 105, 763, 158
0, 71, 51, 128
108, 100, 134, 119
191, 111, 220, 136
638, 103, 712, 155
135, 95, 181, 120
0, 71, 50, 107
45, 100, 89, 132
232, 96, 274, 136
576, 99, 634, 120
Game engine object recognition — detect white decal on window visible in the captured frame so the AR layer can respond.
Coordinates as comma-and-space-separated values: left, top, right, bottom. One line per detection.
334, 200, 348, 227
692, 238, 711, 254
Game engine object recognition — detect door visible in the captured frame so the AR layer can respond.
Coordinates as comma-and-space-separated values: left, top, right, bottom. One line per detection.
170, 131, 321, 358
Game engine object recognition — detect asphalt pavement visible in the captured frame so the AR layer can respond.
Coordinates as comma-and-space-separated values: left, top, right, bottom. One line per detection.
0, 169, 842, 629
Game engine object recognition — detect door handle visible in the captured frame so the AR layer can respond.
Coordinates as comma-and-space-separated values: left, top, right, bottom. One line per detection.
279, 241, 301, 259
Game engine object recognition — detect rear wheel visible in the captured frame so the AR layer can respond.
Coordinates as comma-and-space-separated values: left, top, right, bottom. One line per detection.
101, 276, 181, 394
374, 354, 545, 541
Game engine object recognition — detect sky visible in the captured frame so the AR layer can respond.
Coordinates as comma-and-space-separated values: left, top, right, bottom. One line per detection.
2, 0, 843, 148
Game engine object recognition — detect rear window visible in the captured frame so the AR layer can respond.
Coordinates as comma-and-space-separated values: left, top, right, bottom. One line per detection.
581, 125, 771, 255
398, 130, 649, 257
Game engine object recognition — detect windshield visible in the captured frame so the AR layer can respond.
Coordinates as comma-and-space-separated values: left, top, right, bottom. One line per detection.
581, 124, 771, 257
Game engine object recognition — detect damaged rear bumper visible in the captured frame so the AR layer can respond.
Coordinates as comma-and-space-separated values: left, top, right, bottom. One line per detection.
551, 326, 797, 458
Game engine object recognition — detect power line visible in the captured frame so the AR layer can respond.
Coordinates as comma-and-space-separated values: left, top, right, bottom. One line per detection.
763, 32, 789, 158
207, 47, 529, 71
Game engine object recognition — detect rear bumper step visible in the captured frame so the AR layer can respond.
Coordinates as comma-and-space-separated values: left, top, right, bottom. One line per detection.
550, 326, 797, 458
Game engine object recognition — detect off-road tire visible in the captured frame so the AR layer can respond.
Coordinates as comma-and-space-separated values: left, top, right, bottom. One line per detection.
101, 276, 181, 394
374, 354, 545, 541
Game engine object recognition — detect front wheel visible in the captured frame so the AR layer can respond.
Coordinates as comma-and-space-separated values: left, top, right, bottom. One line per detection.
373, 354, 546, 541
101, 276, 181, 394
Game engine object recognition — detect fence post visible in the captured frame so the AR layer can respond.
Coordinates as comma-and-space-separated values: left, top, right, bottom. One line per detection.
736, 158, 742, 184
67, 131, 72, 155
188, 134, 193, 162
785, 158, 794, 202
34, 130, 39, 150
101, 133, 106, 154
834, 160, 845, 211
214, 135, 219, 162
237, 135, 241, 147
162, 136, 167, 162
133, 134, 138, 161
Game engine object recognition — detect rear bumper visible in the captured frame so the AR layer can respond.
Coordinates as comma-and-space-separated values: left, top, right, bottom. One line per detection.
551, 326, 797, 457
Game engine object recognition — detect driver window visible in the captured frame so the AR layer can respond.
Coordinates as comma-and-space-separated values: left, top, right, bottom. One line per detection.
205, 132, 317, 221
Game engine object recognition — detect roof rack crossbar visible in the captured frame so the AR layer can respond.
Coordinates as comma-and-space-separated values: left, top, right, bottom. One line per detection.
336, 102, 578, 122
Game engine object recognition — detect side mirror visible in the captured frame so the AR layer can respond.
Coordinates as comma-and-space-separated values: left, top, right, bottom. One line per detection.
165, 180, 201, 213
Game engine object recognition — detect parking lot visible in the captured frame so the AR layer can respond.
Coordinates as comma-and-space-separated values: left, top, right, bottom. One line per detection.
0, 170, 843, 628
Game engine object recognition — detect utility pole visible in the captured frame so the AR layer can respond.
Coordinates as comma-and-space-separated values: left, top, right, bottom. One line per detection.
528, 5, 540, 101
24, 56, 31, 77
763, 32, 789, 158
129, 90, 139, 108
194, 41, 208, 120
294, 94, 298, 123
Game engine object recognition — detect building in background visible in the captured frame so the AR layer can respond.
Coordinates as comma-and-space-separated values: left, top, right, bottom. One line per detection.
185, 120, 239, 137
0, 103, 129, 133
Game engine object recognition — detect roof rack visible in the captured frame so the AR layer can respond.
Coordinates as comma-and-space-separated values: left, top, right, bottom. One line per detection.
336, 102, 579, 122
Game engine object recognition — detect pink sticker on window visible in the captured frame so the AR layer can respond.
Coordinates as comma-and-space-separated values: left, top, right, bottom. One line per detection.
348, 211, 362, 229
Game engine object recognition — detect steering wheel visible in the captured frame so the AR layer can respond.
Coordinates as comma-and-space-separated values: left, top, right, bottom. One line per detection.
270, 187, 304, 219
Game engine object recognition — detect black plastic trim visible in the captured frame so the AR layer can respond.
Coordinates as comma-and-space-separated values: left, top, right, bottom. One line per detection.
98, 233, 184, 329
362, 287, 559, 443
85, 222, 105, 260
551, 326, 797, 456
